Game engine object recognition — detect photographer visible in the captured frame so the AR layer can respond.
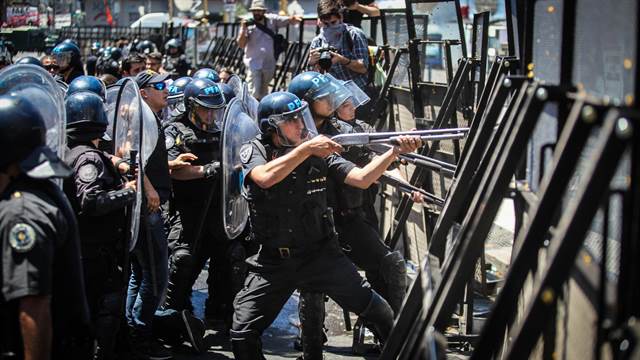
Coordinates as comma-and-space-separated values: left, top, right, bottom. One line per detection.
308, 0, 369, 91
237, 0, 302, 100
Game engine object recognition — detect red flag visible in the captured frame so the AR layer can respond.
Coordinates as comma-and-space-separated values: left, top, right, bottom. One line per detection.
104, 0, 113, 26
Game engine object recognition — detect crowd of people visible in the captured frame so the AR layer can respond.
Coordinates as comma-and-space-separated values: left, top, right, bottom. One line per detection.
0, 0, 431, 359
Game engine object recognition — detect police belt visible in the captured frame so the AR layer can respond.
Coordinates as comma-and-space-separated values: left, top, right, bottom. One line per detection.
260, 239, 336, 259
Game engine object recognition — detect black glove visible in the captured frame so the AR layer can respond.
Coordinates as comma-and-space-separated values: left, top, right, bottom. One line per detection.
203, 161, 220, 179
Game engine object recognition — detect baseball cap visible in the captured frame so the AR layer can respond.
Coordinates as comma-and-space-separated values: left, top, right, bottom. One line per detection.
135, 70, 170, 88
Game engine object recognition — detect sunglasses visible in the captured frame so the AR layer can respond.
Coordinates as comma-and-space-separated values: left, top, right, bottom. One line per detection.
44, 64, 59, 70
147, 82, 167, 91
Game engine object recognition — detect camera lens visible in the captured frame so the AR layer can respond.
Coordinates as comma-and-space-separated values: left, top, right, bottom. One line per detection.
319, 51, 332, 71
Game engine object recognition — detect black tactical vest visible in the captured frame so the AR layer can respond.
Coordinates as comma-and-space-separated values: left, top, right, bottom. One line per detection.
246, 140, 334, 249
64, 144, 126, 254
168, 118, 222, 219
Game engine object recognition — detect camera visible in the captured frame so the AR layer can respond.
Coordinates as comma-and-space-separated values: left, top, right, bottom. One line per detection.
244, 19, 255, 26
318, 45, 338, 71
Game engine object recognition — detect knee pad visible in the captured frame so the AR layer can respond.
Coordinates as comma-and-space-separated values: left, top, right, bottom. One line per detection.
171, 247, 194, 269
380, 251, 408, 314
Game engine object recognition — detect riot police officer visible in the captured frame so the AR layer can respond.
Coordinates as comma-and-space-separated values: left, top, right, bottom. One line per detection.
0, 94, 91, 359
163, 38, 191, 78
289, 71, 411, 358
52, 41, 85, 84
163, 78, 236, 325
163, 76, 192, 124
67, 75, 107, 100
86, 41, 102, 76
136, 39, 157, 55
63, 91, 136, 359
231, 91, 422, 359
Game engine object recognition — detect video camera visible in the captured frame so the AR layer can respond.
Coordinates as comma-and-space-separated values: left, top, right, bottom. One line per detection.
317, 45, 339, 71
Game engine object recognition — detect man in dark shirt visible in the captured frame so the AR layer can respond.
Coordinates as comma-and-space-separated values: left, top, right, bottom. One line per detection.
0, 94, 91, 359
230, 91, 422, 359
341, 0, 380, 29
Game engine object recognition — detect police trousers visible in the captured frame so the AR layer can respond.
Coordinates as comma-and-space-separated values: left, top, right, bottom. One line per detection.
231, 239, 372, 344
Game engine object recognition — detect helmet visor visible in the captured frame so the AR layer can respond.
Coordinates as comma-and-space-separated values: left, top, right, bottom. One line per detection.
193, 104, 225, 133
342, 80, 370, 108
307, 74, 351, 114
53, 52, 72, 68
269, 101, 317, 147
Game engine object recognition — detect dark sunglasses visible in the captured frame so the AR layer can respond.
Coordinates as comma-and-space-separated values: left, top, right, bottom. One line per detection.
147, 82, 166, 91
44, 64, 59, 70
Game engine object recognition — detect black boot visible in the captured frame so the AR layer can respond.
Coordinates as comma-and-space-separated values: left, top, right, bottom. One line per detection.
230, 330, 266, 360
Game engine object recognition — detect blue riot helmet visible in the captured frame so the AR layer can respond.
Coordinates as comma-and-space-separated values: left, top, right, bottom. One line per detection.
257, 91, 317, 147
62, 38, 79, 47
67, 76, 107, 100
184, 78, 226, 132
219, 83, 236, 102
193, 68, 221, 83
0, 94, 71, 178
165, 76, 192, 120
168, 76, 192, 103
136, 40, 156, 55
16, 56, 43, 67
52, 41, 81, 71
65, 91, 109, 142
288, 71, 351, 116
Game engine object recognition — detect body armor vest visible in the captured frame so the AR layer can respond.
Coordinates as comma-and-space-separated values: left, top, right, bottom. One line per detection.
167, 118, 221, 219
247, 140, 334, 249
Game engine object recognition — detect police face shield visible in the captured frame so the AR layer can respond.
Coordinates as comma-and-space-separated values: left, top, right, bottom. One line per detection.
307, 74, 351, 116
53, 51, 72, 69
192, 103, 225, 132
336, 81, 370, 121
269, 102, 317, 147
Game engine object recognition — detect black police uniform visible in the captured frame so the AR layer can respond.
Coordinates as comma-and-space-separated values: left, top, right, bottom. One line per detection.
64, 142, 134, 359
1, 175, 91, 359
163, 114, 233, 315
230, 136, 394, 359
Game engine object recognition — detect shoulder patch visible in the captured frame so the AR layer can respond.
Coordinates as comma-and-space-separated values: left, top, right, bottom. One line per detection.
240, 144, 253, 164
9, 223, 36, 253
78, 163, 99, 183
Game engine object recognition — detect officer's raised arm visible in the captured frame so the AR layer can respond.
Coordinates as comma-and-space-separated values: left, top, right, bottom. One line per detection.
344, 135, 422, 189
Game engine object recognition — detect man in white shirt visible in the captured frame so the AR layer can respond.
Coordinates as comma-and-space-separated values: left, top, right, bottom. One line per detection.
237, 0, 301, 100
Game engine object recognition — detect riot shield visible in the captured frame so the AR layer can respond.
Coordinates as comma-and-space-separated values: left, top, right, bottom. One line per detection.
0, 64, 66, 164
221, 97, 260, 239
110, 78, 158, 251
242, 81, 259, 121
226, 74, 243, 100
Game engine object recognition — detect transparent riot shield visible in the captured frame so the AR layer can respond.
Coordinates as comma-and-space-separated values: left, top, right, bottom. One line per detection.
242, 81, 259, 121
109, 78, 158, 251
0, 64, 66, 164
226, 74, 243, 100
221, 97, 260, 239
